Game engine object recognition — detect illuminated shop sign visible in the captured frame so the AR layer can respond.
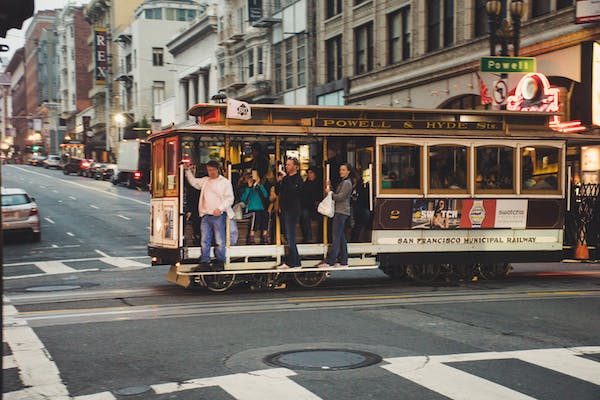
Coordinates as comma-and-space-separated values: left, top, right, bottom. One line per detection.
94, 27, 108, 85
576, 0, 600, 23
506, 73, 559, 112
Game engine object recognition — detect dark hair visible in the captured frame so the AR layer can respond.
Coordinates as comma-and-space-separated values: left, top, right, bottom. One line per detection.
341, 163, 360, 186
206, 160, 220, 170
251, 142, 262, 152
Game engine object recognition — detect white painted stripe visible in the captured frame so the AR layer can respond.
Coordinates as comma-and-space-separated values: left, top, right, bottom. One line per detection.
4, 269, 99, 280
66, 232, 75, 237
383, 356, 536, 400
69, 196, 77, 200
94, 249, 110, 258
4, 255, 148, 267
52, 244, 58, 248
73, 392, 117, 400
89, 204, 99, 209
117, 214, 131, 220
58, 200, 63, 203
53, 190, 59, 193
99, 257, 148, 268
34, 261, 77, 275
507, 348, 600, 386
44, 217, 55, 224
152, 368, 322, 400
3, 303, 70, 398
3, 354, 17, 369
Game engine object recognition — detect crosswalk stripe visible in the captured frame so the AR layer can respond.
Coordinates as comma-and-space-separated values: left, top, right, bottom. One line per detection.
152, 368, 322, 400
3, 355, 17, 369
382, 356, 537, 400
33, 261, 77, 274
507, 348, 600, 386
98, 257, 148, 268
72, 392, 117, 400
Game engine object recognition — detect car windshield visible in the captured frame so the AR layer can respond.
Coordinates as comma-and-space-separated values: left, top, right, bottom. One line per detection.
2, 194, 31, 206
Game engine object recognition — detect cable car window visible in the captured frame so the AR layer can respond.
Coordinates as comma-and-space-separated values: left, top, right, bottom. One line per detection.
475, 146, 514, 193
429, 145, 468, 192
152, 139, 165, 197
380, 144, 421, 193
522, 146, 560, 192
166, 137, 178, 196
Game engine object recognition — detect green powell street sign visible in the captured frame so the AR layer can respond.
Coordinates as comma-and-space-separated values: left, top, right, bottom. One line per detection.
480, 56, 536, 73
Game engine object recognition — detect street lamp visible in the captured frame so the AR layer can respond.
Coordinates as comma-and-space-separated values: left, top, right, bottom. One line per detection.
114, 113, 127, 143
486, 0, 525, 57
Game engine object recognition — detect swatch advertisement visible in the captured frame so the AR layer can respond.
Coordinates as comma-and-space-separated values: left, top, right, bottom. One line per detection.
411, 199, 528, 229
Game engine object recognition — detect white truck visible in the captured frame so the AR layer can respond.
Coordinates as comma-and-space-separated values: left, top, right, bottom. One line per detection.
113, 139, 151, 189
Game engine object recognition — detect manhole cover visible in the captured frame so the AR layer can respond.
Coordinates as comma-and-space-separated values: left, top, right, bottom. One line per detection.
25, 285, 81, 292
114, 386, 151, 396
264, 349, 382, 371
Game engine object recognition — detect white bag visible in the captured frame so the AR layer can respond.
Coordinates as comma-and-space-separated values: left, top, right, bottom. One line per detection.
232, 202, 246, 220
317, 192, 335, 218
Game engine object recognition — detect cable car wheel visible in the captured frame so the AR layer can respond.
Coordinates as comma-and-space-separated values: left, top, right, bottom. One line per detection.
201, 273, 236, 292
250, 273, 284, 290
293, 271, 328, 288
405, 264, 441, 283
478, 263, 511, 280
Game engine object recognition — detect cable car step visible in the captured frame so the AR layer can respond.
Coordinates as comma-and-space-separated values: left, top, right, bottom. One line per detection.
177, 264, 380, 276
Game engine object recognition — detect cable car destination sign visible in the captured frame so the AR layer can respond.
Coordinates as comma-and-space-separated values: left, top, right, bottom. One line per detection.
315, 119, 502, 130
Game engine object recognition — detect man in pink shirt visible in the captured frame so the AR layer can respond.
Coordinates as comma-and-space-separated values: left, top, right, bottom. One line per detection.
185, 160, 234, 271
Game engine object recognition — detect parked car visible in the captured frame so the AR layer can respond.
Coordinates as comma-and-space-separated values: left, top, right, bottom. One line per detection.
30, 155, 46, 166
62, 157, 84, 175
43, 154, 61, 169
1, 187, 41, 241
85, 161, 104, 178
96, 163, 117, 180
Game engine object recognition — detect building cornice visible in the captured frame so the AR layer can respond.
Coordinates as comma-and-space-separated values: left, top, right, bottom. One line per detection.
167, 14, 218, 55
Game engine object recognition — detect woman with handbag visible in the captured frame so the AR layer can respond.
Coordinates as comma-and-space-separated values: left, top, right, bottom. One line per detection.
317, 163, 355, 268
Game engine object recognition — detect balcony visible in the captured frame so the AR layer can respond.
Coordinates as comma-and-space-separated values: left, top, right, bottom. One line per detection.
219, 28, 245, 46
88, 84, 106, 99
219, 74, 246, 91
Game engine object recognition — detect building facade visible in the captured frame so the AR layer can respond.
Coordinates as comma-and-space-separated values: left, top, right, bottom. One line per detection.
163, 3, 219, 128
85, 0, 143, 161
5, 48, 26, 157
56, 5, 93, 142
114, 0, 206, 135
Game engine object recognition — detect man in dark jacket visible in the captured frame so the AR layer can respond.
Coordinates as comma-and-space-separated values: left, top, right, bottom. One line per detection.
275, 157, 303, 268
300, 166, 322, 243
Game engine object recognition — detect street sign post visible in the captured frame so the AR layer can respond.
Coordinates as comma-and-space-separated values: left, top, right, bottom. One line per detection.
480, 57, 536, 73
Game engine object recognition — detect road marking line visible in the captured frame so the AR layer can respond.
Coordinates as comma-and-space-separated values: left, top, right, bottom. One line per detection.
66, 232, 75, 237
89, 204, 99, 209
98, 257, 148, 268
117, 214, 131, 220
506, 348, 600, 386
152, 368, 323, 400
5, 165, 150, 205
73, 392, 117, 400
34, 261, 78, 274
53, 190, 58, 193
4, 269, 99, 280
68, 196, 77, 200
3, 302, 70, 399
94, 250, 110, 258
4, 255, 149, 267
383, 356, 536, 400
3, 354, 17, 369
44, 217, 55, 224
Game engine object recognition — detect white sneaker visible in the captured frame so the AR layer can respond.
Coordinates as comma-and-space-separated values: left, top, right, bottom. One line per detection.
315, 261, 331, 268
277, 263, 291, 270
335, 263, 349, 268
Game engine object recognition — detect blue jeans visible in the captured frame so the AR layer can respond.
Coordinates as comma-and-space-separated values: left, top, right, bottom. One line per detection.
282, 210, 301, 267
326, 213, 349, 265
200, 214, 227, 262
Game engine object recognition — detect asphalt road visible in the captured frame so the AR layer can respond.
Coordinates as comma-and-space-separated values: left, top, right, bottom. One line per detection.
3, 164, 600, 400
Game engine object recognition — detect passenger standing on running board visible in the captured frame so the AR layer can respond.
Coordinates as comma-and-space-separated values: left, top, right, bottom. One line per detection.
185, 160, 235, 272
317, 163, 353, 268
275, 157, 303, 269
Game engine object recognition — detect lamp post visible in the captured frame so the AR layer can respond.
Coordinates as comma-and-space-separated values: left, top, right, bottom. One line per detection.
486, 0, 525, 109
114, 113, 127, 143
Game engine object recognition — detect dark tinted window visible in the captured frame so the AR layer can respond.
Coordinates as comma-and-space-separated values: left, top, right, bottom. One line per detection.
2, 194, 31, 206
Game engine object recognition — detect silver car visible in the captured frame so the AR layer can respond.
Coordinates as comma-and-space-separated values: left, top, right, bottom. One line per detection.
44, 154, 61, 169
2, 187, 41, 241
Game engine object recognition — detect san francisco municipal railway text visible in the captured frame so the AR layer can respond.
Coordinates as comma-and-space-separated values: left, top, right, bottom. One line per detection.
397, 237, 537, 244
